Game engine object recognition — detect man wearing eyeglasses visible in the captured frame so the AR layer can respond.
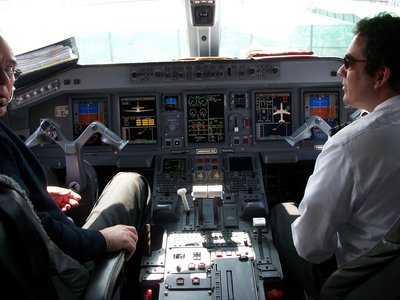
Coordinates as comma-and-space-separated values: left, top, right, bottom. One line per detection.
270, 13, 400, 299
0, 38, 20, 115
0, 35, 151, 297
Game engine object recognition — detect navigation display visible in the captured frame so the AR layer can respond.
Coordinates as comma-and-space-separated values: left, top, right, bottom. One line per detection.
72, 98, 107, 144
254, 92, 292, 141
304, 91, 339, 139
187, 93, 225, 143
120, 95, 157, 144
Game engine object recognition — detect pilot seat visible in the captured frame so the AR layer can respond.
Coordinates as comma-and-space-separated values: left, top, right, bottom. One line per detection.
0, 173, 125, 300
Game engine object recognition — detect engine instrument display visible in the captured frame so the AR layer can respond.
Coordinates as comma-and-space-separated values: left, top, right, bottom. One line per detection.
120, 95, 157, 144
254, 92, 292, 141
187, 93, 225, 143
72, 98, 107, 144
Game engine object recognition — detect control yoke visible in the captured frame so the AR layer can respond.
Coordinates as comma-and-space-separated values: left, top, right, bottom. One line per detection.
25, 118, 128, 192
284, 116, 331, 146
80, 121, 128, 151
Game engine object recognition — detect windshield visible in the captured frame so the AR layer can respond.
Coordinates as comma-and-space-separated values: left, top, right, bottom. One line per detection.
1, 0, 399, 65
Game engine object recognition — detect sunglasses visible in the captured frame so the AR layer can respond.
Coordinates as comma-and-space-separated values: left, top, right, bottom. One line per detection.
343, 56, 368, 70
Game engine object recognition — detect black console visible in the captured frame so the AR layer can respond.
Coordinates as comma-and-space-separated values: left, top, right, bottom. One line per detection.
140, 153, 283, 300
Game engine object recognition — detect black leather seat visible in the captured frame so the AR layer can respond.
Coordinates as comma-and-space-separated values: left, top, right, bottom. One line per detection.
318, 216, 400, 300
0, 174, 125, 300
40, 162, 99, 227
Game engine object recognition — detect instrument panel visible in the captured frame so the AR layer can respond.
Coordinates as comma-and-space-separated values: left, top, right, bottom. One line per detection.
9, 57, 354, 168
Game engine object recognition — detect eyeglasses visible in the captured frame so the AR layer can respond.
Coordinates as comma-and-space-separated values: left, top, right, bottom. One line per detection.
343, 56, 368, 70
2, 67, 22, 81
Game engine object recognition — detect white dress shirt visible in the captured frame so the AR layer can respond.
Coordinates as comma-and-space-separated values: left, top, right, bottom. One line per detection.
292, 95, 400, 266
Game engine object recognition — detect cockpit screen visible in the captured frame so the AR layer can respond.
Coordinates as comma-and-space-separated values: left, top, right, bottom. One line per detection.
304, 91, 339, 121
304, 91, 339, 139
255, 92, 292, 141
229, 156, 253, 172
120, 96, 157, 144
163, 158, 186, 172
72, 98, 107, 144
187, 93, 225, 143
164, 95, 180, 111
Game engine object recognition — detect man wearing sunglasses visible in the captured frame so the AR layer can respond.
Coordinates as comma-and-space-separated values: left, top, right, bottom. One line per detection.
270, 12, 400, 299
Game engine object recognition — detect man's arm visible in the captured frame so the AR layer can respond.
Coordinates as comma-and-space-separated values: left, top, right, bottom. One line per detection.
292, 140, 354, 264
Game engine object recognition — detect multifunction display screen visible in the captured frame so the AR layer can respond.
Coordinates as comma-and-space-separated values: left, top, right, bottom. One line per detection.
163, 158, 186, 172
187, 93, 225, 143
164, 94, 180, 111
120, 95, 157, 144
72, 98, 107, 144
304, 91, 339, 121
255, 92, 292, 141
229, 156, 253, 172
304, 91, 339, 139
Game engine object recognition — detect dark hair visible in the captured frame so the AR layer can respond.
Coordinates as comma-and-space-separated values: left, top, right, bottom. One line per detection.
355, 12, 400, 92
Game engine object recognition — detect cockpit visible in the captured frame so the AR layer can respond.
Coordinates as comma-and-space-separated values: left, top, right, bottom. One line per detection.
1, 1, 400, 299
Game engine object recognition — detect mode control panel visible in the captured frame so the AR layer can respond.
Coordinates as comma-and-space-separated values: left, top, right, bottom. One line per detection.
130, 61, 280, 83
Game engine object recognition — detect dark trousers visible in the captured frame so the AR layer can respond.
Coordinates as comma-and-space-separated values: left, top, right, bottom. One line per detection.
270, 202, 337, 299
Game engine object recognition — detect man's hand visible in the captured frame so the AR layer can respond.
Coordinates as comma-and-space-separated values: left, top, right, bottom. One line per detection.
47, 186, 81, 212
100, 225, 138, 261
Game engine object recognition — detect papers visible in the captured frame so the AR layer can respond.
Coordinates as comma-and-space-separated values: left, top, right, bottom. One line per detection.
16, 38, 78, 74
246, 49, 315, 60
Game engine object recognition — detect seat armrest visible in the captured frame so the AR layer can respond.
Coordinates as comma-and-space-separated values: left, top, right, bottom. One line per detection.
84, 251, 125, 300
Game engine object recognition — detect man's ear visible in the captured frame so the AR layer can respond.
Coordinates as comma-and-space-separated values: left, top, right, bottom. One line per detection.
374, 66, 391, 89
